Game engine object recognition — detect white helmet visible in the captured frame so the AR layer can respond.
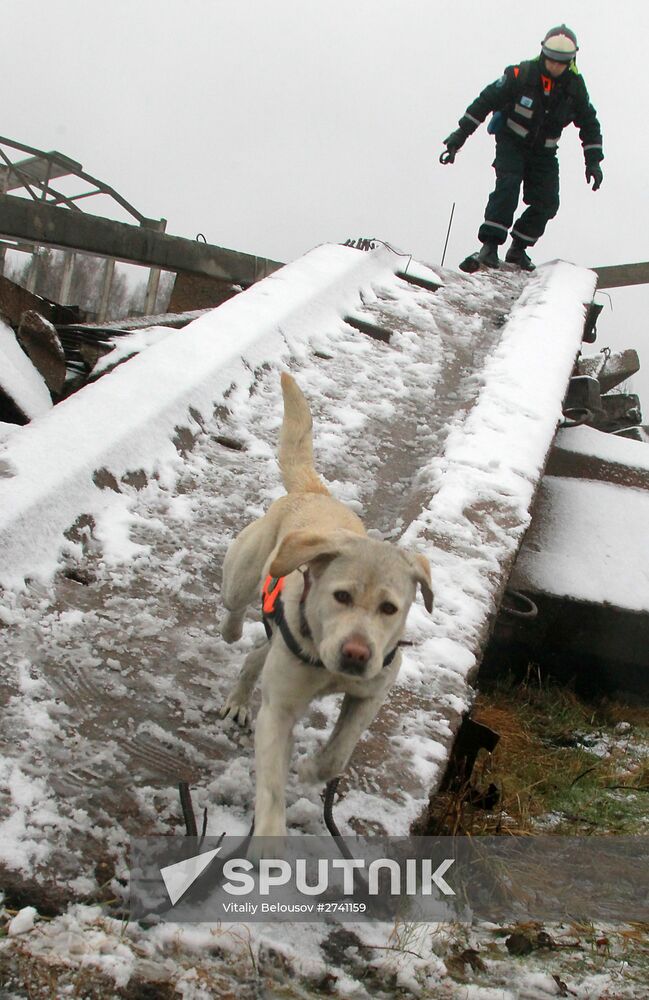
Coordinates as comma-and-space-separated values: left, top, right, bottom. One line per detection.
541, 24, 578, 63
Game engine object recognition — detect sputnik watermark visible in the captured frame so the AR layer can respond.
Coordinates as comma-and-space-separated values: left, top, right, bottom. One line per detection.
131, 836, 462, 922
161, 851, 455, 907
221, 901, 368, 916
160, 846, 223, 906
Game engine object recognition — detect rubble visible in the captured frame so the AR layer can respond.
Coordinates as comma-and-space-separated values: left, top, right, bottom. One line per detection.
16, 309, 66, 397
575, 347, 640, 393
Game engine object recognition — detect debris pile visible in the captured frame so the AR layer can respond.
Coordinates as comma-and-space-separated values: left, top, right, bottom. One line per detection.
566, 346, 644, 438
0, 273, 226, 424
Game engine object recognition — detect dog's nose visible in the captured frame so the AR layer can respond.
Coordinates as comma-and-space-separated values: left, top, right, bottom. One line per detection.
340, 637, 371, 675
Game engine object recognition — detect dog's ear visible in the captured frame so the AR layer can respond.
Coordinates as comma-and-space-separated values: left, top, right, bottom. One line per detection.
406, 552, 434, 613
268, 529, 352, 578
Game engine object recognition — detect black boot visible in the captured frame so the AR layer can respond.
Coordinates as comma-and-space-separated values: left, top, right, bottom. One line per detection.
506, 239, 535, 271
459, 242, 500, 273
477, 242, 500, 268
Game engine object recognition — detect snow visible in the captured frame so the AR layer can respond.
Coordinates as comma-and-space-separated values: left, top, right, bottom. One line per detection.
2, 901, 643, 998
0, 243, 613, 996
512, 474, 649, 611
511, 421, 649, 611
401, 259, 596, 694
0, 318, 52, 420
7, 905, 37, 936
398, 258, 445, 289
555, 422, 649, 471
91, 324, 174, 376
0, 244, 404, 588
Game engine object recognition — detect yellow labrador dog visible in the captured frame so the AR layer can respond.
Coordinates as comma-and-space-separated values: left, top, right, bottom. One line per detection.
219, 373, 433, 836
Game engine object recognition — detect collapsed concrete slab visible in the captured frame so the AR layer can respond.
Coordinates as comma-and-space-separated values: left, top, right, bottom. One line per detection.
0, 317, 53, 424
0, 273, 58, 328
505, 425, 649, 693
514, 423, 649, 611
0, 244, 595, 911
576, 347, 640, 394
16, 310, 66, 397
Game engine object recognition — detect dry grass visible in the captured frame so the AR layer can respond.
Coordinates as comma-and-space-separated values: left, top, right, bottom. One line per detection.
423, 673, 649, 836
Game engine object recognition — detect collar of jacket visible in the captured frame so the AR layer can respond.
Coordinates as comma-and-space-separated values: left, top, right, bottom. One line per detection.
530, 56, 577, 90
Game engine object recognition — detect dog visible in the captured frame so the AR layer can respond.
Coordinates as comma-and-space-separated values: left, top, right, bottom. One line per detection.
219, 373, 433, 836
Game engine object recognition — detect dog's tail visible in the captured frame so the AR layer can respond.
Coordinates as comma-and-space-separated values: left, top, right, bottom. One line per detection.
279, 372, 329, 495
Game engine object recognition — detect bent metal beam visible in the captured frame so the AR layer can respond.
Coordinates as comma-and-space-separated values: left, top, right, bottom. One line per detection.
0, 192, 283, 286
593, 261, 649, 289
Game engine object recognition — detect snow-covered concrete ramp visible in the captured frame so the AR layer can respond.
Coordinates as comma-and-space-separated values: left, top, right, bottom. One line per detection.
0, 244, 595, 908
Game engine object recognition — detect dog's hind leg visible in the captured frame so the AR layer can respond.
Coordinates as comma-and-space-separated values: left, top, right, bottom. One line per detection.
220, 509, 281, 643
219, 639, 268, 727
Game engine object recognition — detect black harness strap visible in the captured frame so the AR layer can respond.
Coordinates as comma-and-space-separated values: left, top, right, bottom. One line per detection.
265, 590, 324, 668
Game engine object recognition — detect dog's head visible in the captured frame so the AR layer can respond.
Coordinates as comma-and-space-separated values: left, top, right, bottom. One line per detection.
269, 529, 433, 680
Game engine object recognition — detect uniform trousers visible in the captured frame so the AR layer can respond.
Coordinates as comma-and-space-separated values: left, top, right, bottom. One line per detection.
478, 133, 560, 246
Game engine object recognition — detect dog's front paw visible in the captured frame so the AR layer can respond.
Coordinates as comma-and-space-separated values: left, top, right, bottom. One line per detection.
298, 755, 345, 786
219, 695, 252, 728
247, 832, 289, 863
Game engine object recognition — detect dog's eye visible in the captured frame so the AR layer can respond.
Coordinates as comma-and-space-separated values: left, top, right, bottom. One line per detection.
333, 590, 353, 606
380, 601, 398, 616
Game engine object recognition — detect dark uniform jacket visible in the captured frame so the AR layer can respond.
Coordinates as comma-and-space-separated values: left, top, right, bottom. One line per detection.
457, 58, 603, 166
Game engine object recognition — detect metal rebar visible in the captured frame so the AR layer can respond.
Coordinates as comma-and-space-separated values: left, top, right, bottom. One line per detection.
178, 781, 198, 837
441, 202, 456, 267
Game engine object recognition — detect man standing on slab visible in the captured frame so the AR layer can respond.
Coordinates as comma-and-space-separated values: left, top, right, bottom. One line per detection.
440, 25, 603, 273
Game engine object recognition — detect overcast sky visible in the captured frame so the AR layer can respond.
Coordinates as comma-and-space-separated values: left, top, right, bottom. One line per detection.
3, 0, 648, 408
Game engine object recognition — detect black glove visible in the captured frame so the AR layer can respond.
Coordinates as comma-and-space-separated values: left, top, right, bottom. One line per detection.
440, 128, 467, 165
585, 163, 603, 191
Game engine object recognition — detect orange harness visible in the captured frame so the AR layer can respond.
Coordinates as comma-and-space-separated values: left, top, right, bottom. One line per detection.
262, 575, 286, 616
